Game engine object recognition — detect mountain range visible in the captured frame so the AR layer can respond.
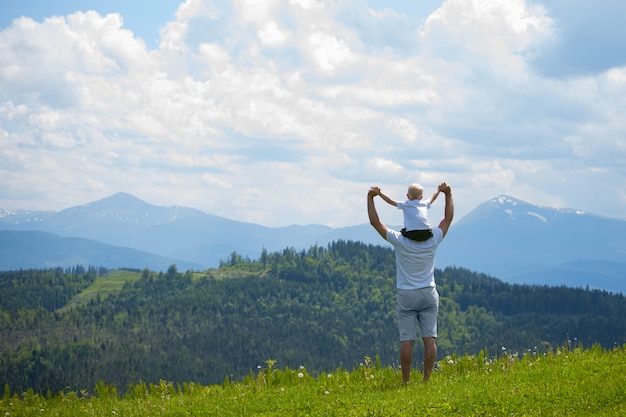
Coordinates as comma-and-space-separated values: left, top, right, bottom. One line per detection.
1, 192, 625, 293
435, 195, 626, 293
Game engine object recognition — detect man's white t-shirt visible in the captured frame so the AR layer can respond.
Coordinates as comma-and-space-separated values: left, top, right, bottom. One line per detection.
386, 227, 444, 290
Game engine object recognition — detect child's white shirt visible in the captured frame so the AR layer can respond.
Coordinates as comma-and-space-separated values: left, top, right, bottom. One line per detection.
396, 199, 431, 230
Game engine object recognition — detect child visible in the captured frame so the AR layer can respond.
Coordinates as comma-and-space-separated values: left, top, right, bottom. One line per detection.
371, 184, 440, 242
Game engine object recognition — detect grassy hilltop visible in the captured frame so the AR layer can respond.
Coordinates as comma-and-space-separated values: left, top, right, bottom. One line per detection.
2, 345, 625, 416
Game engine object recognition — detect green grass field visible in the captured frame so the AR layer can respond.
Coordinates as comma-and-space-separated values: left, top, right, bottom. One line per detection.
2, 345, 624, 416
59, 268, 237, 314
57, 269, 142, 312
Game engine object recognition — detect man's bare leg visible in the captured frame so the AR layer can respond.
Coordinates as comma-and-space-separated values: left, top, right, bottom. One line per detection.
422, 337, 437, 382
400, 340, 414, 383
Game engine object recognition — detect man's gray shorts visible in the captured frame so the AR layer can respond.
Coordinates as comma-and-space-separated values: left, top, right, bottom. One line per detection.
396, 286, 439, 341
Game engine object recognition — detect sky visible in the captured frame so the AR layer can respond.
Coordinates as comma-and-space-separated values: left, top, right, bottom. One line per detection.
1, 0, 625, 228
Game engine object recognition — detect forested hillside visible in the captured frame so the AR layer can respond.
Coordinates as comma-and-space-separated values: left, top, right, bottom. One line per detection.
1, 241, 625, 395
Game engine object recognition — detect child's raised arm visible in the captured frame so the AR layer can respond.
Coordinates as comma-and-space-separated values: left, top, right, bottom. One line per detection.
427, 189, 440, 205
372, 187, 398, 207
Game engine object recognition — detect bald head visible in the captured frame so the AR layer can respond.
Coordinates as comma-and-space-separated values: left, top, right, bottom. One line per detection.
407, 183, 424, 200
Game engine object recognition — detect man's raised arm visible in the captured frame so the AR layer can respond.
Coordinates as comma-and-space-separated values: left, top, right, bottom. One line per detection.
368, 188, 389, 240
437, 183, 454, 238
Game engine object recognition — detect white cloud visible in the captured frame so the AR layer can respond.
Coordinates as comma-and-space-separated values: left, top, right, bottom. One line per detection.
308, 31, 353, 73
0, 0, 625, 226
235, 0, 277, 25
176, 0, 220, 20
258, 21, 287, 45
422, 0, 553, 59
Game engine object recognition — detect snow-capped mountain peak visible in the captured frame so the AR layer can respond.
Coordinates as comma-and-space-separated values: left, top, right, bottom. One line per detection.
0, 209, 54, 224
54, 192, 210, 226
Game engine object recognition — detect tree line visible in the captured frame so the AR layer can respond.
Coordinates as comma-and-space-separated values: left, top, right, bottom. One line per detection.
1, 240, 625, 395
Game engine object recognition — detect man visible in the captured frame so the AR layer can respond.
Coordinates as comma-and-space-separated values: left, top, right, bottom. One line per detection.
367, 182, 454, 383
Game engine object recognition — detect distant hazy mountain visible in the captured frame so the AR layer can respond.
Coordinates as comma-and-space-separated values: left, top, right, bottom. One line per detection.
0, 230, 203, 271
0, 193, 369, 268
435, 195, 626, 293
0, 209, 54, 224
1, 193, 625, 292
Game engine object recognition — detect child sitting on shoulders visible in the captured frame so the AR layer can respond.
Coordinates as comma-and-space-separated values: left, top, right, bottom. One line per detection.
370, 183, 440, 242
